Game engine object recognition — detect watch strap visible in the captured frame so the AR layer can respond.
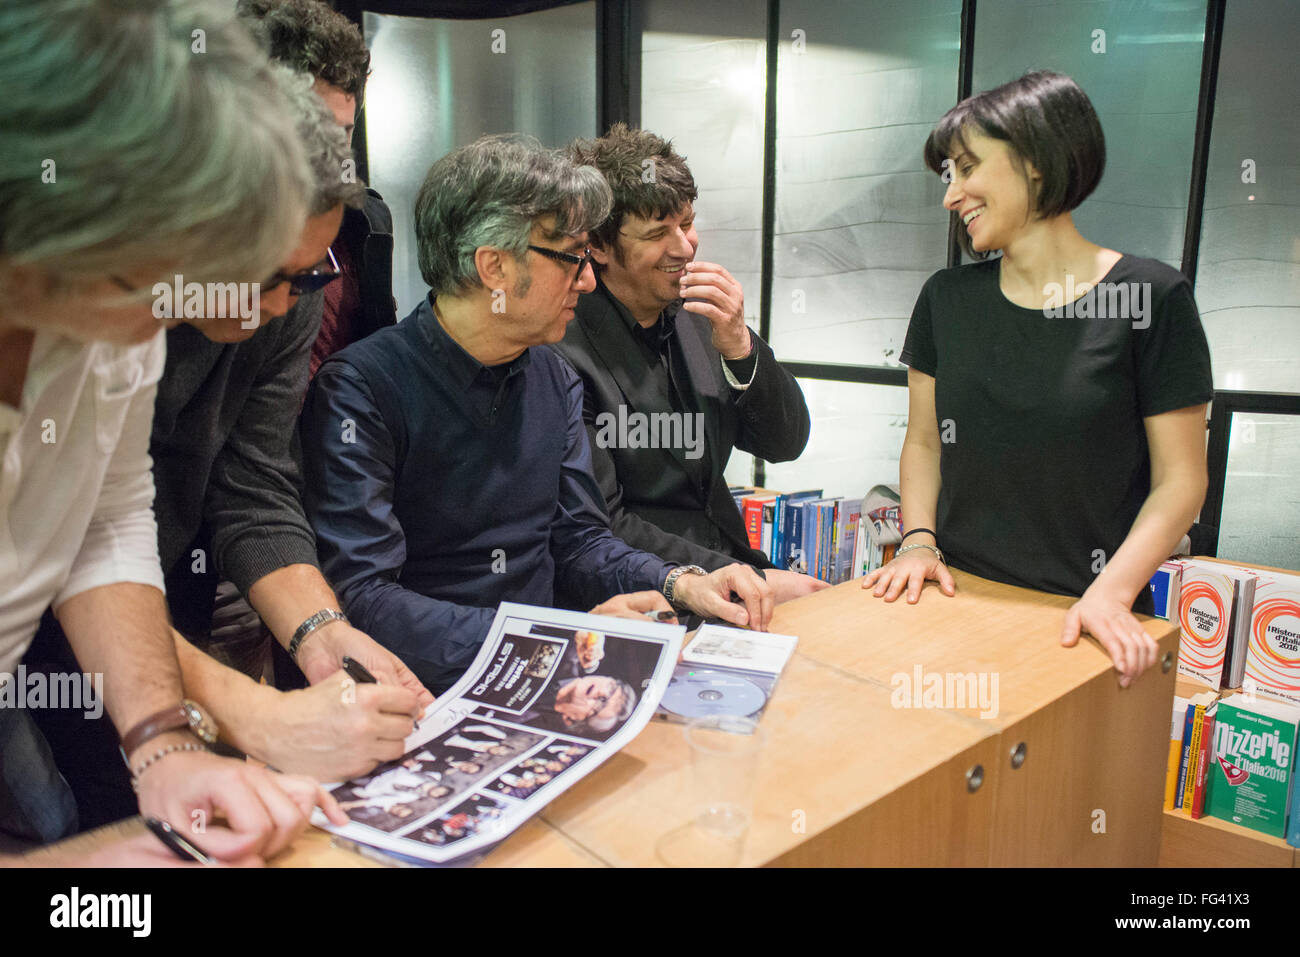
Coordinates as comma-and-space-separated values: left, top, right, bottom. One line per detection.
288, 608, 349, 661
663, 564, 707, 608
119, 704, 193, 761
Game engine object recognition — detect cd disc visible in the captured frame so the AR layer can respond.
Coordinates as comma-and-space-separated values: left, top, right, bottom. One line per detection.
660, 669, 767, 718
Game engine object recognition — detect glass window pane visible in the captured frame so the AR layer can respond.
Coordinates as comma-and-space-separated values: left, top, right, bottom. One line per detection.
763, 380, 908, 500
1194, 0, 1300, 393
640, 0, 768, 306
973, 0, 1206, 268
640, 0, 768, 487
363, 6, 597, 317
768, 0, 961, 367
1219, 412, 1300, 570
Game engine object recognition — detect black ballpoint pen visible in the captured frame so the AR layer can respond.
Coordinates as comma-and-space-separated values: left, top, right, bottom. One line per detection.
342, 656, 420, 729
144, 816, 213, 864
341, 655, 376, 684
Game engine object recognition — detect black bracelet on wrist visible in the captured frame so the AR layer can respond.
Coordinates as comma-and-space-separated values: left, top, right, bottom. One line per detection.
900, 527, 936, 543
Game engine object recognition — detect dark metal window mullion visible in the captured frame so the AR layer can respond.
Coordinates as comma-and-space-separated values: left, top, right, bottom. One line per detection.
753, 0, 781, 488
1180, 0, 1227, 287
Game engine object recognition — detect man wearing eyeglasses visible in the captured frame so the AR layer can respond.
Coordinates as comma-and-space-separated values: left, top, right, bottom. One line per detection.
301, 135, 776, 695
24, 69, 431, 828
553, 125, 824, 605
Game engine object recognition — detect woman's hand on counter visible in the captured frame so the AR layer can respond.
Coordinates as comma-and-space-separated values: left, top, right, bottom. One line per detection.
1061, 587, 1159, 687
861, 550, 956, 603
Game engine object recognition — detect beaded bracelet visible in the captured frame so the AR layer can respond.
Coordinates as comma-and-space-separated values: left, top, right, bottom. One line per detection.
130, 741, 208, 791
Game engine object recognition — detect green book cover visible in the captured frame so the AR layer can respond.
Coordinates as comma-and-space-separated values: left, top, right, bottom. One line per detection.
1206, 694, 1299, 838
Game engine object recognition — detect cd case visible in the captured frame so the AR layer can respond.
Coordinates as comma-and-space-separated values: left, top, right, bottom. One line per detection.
654, 625, 799, 726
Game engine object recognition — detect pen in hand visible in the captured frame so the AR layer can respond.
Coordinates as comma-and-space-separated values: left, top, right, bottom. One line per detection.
144, 816, 213, 864
641, 610, 679, 622
342, 656, 420, 730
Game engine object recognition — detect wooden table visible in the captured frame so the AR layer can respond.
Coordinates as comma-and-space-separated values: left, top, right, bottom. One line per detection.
68, 570, 1179, 867
282, 569, 1178, 867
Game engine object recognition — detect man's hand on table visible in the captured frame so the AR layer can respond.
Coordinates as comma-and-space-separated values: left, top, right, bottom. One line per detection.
764, 568, 831, 603
673, 563, 773, 631
133, 743, 346, 861
589, 591, 678, 623
247, 670, 419, 782
1061, 583, 1160, 688
295, 618, 435, 711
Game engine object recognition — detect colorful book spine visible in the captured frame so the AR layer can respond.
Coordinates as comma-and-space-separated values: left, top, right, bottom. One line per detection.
760, 501, 774, 559
1165, 695, 1190, 810
1191, 707, 1216, 819
1149, 561, 1182, 621
742, 494, 775, 551
834, 498, 863, 585
769, 496, 785, 567
1182, 701, 1207, 813
786, 502, 808, 573
1175, 704, 1196, 810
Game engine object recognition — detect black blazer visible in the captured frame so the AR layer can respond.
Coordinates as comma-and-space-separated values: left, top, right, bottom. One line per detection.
550, 282, 810, 573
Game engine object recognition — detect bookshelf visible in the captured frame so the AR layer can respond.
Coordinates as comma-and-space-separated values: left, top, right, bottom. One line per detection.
1157, 556, 1300, 868
1160, 808, 1296, 867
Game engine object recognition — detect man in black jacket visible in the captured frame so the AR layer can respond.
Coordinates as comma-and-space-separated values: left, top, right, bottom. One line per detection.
236, 0, 398, 378
553, 125, 826, 605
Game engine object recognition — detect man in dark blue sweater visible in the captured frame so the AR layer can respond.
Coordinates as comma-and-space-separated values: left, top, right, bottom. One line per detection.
301, 135, 774, 693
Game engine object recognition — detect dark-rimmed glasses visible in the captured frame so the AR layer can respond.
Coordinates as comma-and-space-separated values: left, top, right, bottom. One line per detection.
526, 244, 593, 281
262, 246, 341, 295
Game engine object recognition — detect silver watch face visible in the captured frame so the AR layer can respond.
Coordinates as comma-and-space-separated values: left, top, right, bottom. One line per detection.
182, 699, 218, 745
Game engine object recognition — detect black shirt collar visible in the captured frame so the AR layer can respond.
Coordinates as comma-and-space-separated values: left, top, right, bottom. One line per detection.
418, 294, 531, 392
595, 275, 681, 351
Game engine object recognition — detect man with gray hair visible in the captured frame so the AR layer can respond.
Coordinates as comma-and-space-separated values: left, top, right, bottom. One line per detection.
0, 0, 345, 864
25, 66, 429, 830
302, 135, 775, 694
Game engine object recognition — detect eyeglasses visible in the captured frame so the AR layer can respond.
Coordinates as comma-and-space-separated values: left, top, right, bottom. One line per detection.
527, 244, 593, 281
262, 246, 342, 295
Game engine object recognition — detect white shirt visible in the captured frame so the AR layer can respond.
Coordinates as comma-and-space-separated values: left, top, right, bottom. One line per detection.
0, 329, 166, 675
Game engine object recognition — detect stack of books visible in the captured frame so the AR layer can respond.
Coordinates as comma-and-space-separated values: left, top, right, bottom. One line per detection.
1160, 557, 1300, 847
729, 486, 872, 584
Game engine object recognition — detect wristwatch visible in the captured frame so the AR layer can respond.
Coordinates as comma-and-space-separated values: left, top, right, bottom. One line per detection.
119, 699, 218, 764
288, 608, 349, 661
662, 564, 707, 609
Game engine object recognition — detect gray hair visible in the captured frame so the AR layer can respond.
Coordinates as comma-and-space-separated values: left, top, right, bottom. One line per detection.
575, 679, 636, 736
415, 134, 612, 298
0, 0, 311, 286
270, 64, 365, 217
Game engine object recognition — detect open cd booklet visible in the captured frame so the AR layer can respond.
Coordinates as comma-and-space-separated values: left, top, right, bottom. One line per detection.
655, 625, 799, 724
312, 603, 684, 866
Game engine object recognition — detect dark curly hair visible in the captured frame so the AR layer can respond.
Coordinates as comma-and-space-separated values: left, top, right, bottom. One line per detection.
565, 123, 698, 259
237, 0, 370, 101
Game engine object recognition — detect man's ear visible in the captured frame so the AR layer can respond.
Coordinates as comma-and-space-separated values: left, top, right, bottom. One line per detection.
589, 242, 611, 267
473, 246, 509, 287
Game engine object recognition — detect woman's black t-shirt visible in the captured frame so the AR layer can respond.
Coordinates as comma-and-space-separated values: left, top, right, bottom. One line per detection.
899, 254, 1213, 609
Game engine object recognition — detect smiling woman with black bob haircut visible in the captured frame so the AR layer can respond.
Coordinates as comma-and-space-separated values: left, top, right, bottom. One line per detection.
863, 71, 1213, 689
